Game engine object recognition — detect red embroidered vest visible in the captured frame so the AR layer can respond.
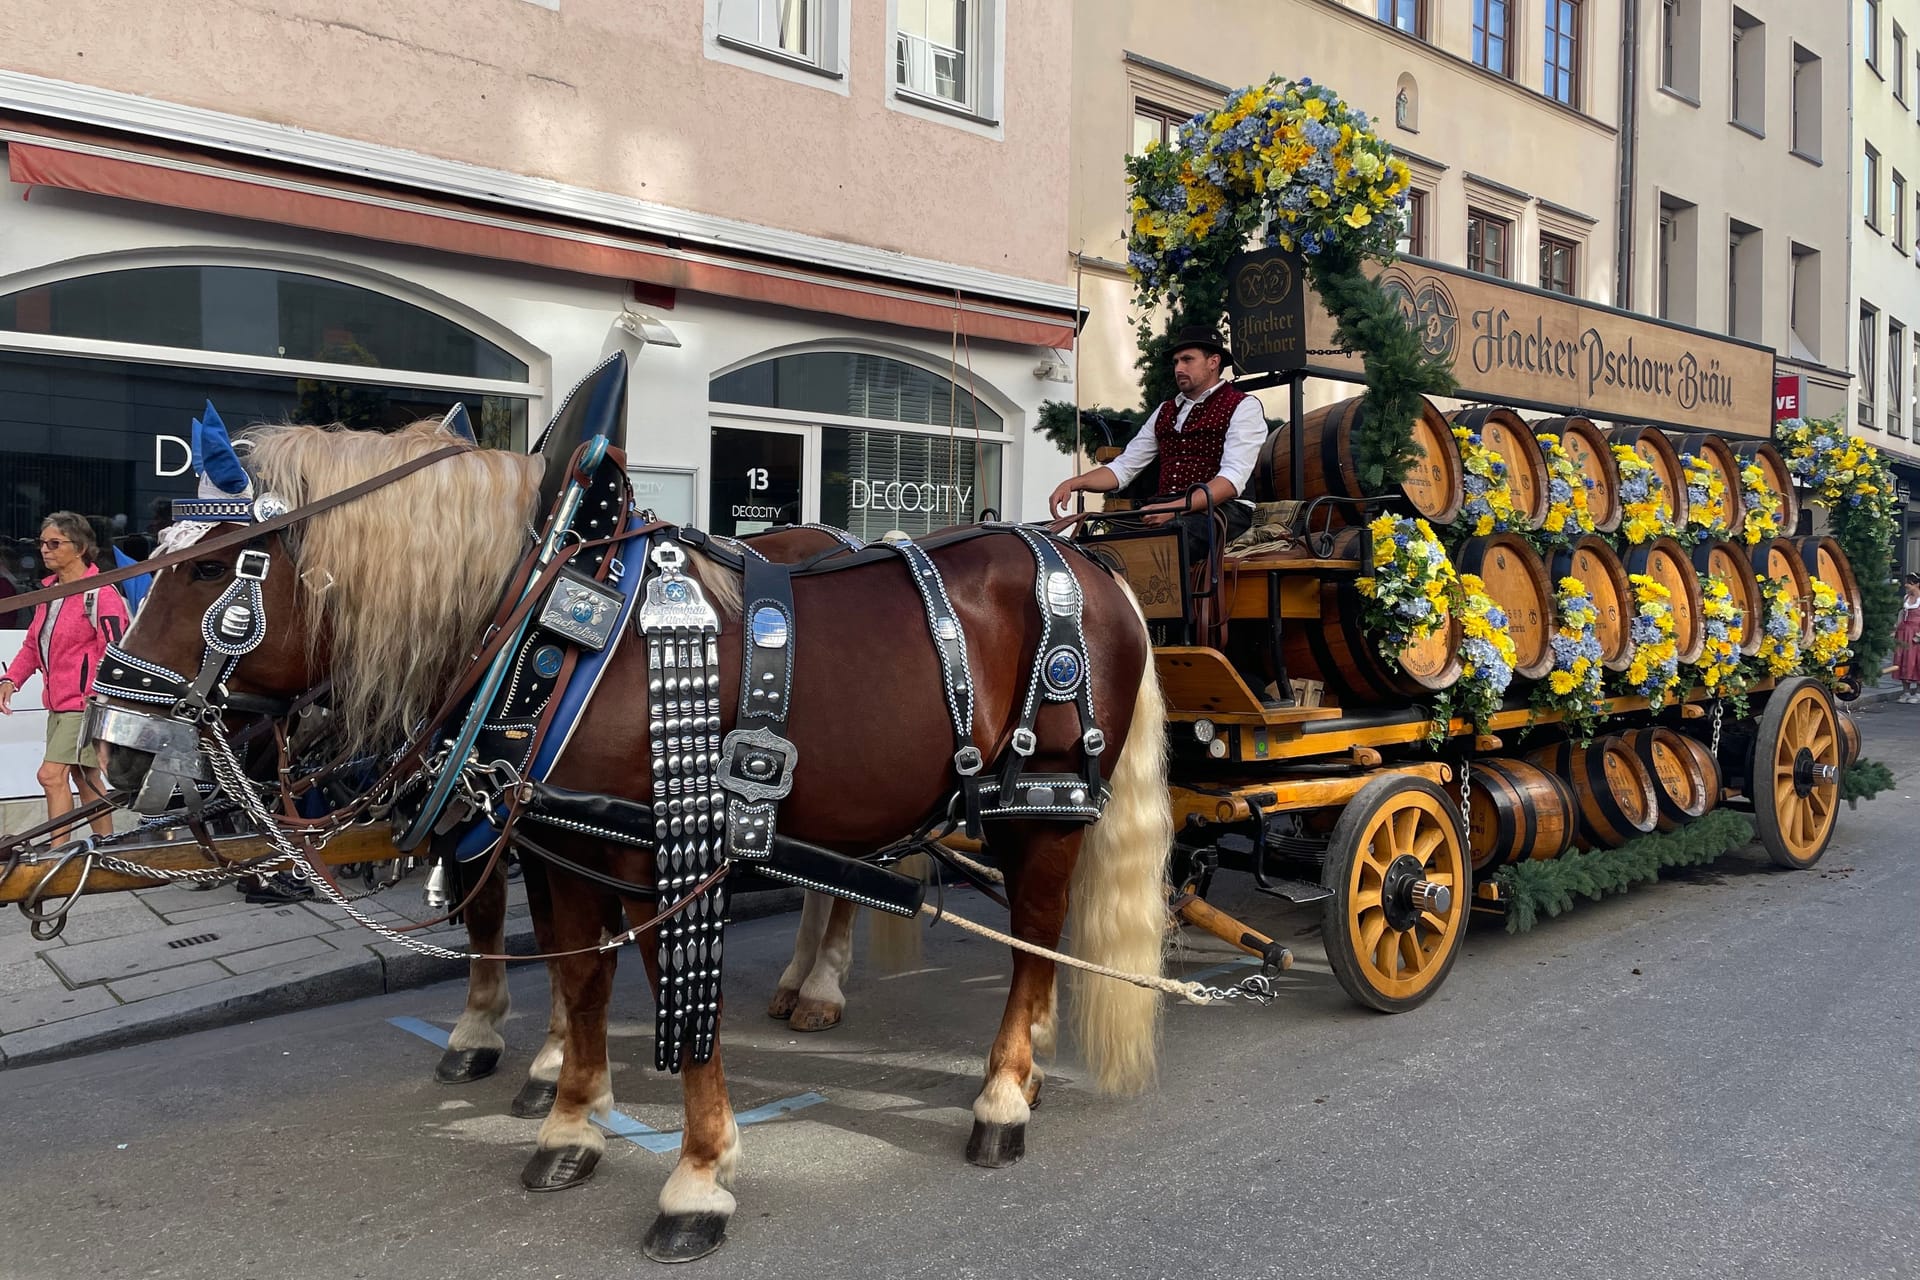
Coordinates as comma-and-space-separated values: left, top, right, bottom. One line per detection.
1151, 383, 1248, 495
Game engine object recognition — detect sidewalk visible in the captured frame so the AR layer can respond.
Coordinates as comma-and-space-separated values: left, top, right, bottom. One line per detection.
2, 677, 1906, 1069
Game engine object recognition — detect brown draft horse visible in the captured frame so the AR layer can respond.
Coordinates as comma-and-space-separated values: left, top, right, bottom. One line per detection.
100, 419, 1174, 1263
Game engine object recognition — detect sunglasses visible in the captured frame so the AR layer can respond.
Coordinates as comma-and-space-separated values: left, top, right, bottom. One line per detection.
37, 538, 72, 550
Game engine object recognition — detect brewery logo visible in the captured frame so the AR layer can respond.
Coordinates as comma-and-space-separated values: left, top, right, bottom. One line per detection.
1232, 254, 1296, 309
1380, 267, 1460, 365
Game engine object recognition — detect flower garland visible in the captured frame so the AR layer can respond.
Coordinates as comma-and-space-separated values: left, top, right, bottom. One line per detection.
1806, 579, 1853, 675
1739, 462, 1782, 546
1452, 425, 1518, 537
1680, 454, 1731, 545
1773, 415, 1899, 676
1686, 574, 1749, 701
1531, 577, 1606, 743
1751, 574, 1802, 678
1618, 574, 1681, 709
1535, 433, 1596, 543
1429, 573, 1518, 745
1612, 445, 1676, 546
1354, 514, 1456, 660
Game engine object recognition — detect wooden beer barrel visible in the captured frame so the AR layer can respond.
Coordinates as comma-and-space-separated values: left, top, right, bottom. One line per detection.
1551, 534, 1635, 671
1605, 425, 1690, 530
1620, 727, 1714, 832
1281, 528, 1464, 705
1796, 535, 1865, 641
1254, 395, 1464, 525
1526, 734, 1660, 851
1466, 758, 1578, 874
1674, 733, 1725, 810
1750, 536, 1815, 643
1450, 406, 1552, 529
1623, 536, 1707, 665
1674, 432, 1748, 541
1837, 708, 1860, 770
1691, 538, 1765, 657
1453, 532, 1557, 681
1730, 439, 1800, 534
1533, 415, 1623, 533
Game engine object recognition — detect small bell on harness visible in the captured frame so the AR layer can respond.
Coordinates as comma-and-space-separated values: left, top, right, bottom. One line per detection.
423, 860, 453, 911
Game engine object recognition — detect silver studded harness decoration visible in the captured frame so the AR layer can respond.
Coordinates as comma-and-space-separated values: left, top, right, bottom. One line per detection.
636, 542, 728, 1072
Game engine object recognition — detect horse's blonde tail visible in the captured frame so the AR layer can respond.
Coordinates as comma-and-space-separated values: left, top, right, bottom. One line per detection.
868, 851, 928, 973
1068, 595, 1171, 1097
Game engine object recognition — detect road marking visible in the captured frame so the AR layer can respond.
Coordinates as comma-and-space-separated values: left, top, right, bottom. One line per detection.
385, 1016, 828, 1154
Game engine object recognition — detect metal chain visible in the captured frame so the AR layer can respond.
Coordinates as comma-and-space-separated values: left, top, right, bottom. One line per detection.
1458, 758, 1473, 839
1710, 699, 1726, 757
1187, 973, 1279, 1005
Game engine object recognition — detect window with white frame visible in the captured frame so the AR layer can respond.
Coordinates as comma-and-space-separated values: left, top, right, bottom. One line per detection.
714, 0, 844, 76
1890, 319, 1907, 437
895, 0, 990, 115
1861, 303, 1879, 429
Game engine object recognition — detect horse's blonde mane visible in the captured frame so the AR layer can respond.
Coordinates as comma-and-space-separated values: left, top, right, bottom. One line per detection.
244, 418, 540, 755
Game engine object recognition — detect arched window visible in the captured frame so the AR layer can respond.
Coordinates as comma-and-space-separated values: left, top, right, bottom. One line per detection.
709, 349, 1006, 540
0, 263, 536, 618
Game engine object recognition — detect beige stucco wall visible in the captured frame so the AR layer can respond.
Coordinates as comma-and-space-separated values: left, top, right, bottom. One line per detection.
0, 0, 1069, 287
1629, 0, 1851, 424
1853, 0, 1920, 465
1069, 0, 1622, 422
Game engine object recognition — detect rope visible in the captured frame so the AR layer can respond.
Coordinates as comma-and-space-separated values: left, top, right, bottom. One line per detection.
940, 847, 1005, 884
921, 903, 1225, 1006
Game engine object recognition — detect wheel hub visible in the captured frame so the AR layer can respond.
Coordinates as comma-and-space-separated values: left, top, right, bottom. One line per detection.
1792, 748, 1839, 797
1381, 855, 1450, 930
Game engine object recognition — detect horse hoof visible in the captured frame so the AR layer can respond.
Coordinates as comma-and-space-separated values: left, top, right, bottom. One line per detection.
965, 1120, 1027, 1168
509, 1079, 558, 1119
434, 1046, 501, 1085
521, 1144, 600, 1193
643, 1212, 729, 1263
786, 999, 843, 1033
766, 988, 800, 1019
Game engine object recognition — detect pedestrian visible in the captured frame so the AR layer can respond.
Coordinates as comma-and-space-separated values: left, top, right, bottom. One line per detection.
0, 512, 129, 837
1895, 573, 1920, 702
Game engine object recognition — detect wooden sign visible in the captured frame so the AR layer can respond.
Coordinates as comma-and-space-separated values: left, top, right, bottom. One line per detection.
1302, 257, 1776, 438
1227, 247, 1307, 375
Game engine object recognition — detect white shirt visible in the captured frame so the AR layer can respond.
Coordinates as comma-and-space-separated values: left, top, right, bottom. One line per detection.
1104, 379, 1268, 500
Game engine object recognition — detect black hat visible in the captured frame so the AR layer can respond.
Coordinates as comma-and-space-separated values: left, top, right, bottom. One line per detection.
1168, 325, 1234, 369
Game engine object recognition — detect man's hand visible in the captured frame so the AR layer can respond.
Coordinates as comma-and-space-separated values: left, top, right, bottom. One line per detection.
1049, 476, 1084, 519
1136, 497, 1189, 528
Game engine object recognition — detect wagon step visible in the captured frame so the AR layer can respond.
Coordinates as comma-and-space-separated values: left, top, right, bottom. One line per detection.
1215, 833, 1333, 905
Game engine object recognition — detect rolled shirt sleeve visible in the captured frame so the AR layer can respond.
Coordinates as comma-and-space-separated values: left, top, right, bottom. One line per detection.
1102, 420, 1161, 489
1216, 393, 1269, 497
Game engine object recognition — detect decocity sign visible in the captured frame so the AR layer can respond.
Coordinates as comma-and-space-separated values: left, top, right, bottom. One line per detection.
1303, 258, 1775, 437
851, 479, 974, 516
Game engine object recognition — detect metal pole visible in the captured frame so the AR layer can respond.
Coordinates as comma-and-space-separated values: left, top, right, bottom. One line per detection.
1289, 373, 1306, 500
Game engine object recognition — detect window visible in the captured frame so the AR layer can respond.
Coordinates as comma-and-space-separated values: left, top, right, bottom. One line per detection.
1377, 0, 1424, 38
1866, 0, 1882, 73
1867, 145, 1883, 230
711, 349, 1003, 431
1790, 242, 1822, 361
1891, 320, 1907, 437
1398, 190, 1429, 257
1730, 9, 1764, 131
1861, 304, 1879, 429
717, 0, 819, 63
1658, 193, 1698, 324
895, 0, 983, 113
1661, 0, 1700, 98
1472, 0, 1513, 78
1910, 342, 1918, 437
1727, 220, 1761, 340
1898, 26, 1910, 102
1899, 172, 1910, 251
1791, 45, 1823, 159
1131, 100, 1184, 155
1540, 234, 1577, 295
1467, 209, 1512, 278
1544, 1, 1580, 106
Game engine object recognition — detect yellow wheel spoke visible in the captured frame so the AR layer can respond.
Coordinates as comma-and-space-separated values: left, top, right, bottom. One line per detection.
1391, 809, 1420, 860
1413, 825, 1446, 863
1375, 926, 1401, 976
1357, 910, 1388, 959
1420, 909, 1449, 933
1399, 929, 1425, 974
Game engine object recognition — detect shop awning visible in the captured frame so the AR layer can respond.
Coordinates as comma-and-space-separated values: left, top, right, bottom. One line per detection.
3, 124, 1077, 349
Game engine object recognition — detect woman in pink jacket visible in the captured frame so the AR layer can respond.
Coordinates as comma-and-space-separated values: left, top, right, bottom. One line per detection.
0, 512, 129, 835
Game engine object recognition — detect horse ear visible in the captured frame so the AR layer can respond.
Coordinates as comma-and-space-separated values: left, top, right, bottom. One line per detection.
533, 351, 628, 514
190, 401, 252, 498
441, 402, 477, 443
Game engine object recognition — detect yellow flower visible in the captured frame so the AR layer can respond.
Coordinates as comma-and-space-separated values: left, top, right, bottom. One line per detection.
1344, 204, 1373, 229
1550, 670, 1578, 695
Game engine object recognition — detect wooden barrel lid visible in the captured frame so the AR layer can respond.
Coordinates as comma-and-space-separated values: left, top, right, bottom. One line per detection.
1552, 534, 1634, 670
1797, 535, 1865, 642
1752, 536, 1815, 642
1624, 727, 1711, 823
1453, 406, 1551, 529
1675, 433, 1748, 541
1625, 535, 1706, 666
1596, 735, 1656, 830
1533, 415, 1623, 533
1694, 538, 1765, 657
1400, 398, 1466, 526
1453, 532, 1556, 680
1606, 425, 1690, 530
1730, 440, 1800, 534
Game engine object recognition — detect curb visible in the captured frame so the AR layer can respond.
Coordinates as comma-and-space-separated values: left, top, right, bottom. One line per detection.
0, 884, 806, 1071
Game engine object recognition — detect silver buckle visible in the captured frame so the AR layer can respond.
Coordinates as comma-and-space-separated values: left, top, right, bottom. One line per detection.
953, 745, 984, 776
1082, 728, 1106, 756
234, 548, 271, 581
1011, 728, 1037, 757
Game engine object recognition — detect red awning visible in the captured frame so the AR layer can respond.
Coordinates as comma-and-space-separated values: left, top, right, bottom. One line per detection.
3, 126, 1075, 349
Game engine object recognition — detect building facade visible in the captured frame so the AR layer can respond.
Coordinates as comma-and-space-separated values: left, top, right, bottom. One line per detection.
0, 0, 1078, 805
1852, 0, 1920, 572
1623, 0, 1852, 424
1070, 0, 1626, 424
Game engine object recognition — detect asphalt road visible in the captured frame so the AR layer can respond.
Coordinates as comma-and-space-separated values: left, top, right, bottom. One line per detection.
2, 706, 1916, 1280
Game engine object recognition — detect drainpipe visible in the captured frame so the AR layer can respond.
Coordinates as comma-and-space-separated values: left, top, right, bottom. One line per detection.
1615, 0, 1641, 310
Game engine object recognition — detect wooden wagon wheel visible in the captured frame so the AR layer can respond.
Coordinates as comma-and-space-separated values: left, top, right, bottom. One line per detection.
1752, 676, 1843, 870
1320, 775, 1468, 1013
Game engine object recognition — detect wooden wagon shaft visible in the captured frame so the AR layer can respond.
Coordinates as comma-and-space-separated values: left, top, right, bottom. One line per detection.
0, 824, 403, 904
1169, 761, 1454, 826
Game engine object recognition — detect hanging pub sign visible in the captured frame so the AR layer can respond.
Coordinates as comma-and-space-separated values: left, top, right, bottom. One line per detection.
1225, 247, 1307, 376
1300, 257, 1775, 438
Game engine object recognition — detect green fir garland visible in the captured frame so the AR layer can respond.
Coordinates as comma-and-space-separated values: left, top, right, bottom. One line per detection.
1841, 757, 1895, 806
1492, 809, 1757, 934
